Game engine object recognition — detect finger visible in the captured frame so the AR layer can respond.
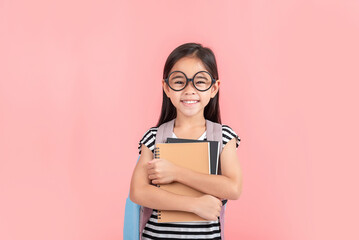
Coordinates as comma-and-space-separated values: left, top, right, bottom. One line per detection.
147, 162, 155, 169
148, 174, 156, 180
147, 159, 157, 166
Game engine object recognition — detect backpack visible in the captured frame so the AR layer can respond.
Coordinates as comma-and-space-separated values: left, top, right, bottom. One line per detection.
124, 118, 227, 240
123, 156, 141, 240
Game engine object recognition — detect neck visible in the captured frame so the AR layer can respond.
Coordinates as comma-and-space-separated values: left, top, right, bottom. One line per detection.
174, 113, 206, 129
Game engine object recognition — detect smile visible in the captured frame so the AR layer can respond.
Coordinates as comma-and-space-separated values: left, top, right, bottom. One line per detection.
181, 100, 199, 106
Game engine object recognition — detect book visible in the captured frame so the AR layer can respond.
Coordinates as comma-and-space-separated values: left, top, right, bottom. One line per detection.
165, 138, 227, 206
154, 142, 211, 222
166, 138, 220, 175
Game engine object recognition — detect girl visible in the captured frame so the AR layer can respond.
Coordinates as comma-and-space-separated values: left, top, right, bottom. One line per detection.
130, 42, 242, 239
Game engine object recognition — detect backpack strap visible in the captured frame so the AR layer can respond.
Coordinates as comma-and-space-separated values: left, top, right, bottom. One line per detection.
206, 119, 223, 174
139, 119, 175, 239
155, 118, 175, 144
205, 119, 223, 151
205, 119, 227, 240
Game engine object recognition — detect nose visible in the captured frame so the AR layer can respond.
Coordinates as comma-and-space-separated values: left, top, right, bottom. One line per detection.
183, 79, 197, 93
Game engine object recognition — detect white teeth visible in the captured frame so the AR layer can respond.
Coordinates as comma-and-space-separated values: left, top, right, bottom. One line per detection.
182, 101, 198, 104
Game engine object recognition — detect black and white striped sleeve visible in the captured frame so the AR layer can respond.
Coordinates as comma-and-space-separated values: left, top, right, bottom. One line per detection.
138, 127, 158, 155
222, 124, 241, 149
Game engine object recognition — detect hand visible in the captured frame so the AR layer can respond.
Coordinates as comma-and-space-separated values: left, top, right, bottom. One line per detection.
191, 195, 222, 221
147, 158, 178, 184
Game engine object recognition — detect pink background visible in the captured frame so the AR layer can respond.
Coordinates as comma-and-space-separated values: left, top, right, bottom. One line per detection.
1, 0, 358, 239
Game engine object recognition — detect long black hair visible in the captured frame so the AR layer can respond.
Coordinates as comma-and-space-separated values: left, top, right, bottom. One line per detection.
156, 42, 221, 127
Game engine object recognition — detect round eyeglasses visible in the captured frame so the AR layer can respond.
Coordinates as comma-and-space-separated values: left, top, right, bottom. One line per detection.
165, 71, 216, 92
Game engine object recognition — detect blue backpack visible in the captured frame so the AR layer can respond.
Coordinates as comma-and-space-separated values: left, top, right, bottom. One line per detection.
123, 118, 227, 240
123, 156, 141, 240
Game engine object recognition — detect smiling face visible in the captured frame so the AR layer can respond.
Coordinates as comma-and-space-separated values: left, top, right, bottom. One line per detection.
162, 56, 220, 119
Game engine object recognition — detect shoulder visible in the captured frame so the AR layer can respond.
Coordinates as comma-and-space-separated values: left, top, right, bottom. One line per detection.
138, 126, 158, 155
221, 124, 241, 149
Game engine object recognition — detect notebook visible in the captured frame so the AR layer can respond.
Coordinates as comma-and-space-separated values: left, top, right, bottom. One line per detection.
154, 142, 211, 222
165, 138, 227, 206
166, 138, 220, 175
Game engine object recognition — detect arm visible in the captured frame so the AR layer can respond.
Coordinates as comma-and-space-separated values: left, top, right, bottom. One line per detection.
129, 144, 223, 220
148, 137, 242, 200
130, 144, 193, 211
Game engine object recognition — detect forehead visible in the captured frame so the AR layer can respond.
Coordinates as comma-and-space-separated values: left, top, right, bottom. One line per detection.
170, 57, 208, 75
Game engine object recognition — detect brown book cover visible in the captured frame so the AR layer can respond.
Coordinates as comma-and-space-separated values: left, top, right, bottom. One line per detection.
154, 142, 210, 222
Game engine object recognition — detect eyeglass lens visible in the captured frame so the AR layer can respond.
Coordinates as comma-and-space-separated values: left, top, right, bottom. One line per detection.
168, 72, 212, 91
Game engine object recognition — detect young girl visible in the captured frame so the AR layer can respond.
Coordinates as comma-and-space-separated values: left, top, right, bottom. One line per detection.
130, 42, 242, 239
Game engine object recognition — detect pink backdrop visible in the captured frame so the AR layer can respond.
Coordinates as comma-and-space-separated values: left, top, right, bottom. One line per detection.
1, 0, 358, 239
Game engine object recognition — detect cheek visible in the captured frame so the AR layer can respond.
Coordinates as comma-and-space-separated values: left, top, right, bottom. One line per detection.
202, 98, 210, 105
167, 95, 180, 107
200, 93, 211, 101
169, 93, 181, 102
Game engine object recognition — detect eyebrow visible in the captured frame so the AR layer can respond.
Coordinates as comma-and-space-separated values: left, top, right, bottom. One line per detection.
172, 75, 185, 78
170, 71, 209, 77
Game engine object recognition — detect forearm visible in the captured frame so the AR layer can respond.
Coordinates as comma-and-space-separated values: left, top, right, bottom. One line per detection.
176, 167, 240, 200
130, 184, 195, 212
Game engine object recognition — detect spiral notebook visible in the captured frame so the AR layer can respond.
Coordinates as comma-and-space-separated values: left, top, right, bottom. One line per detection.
166, 137, 220, 175
154, 142, 210, 222
165, 138, 227, 206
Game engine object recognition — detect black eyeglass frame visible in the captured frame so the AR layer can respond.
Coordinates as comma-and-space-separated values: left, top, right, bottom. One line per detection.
164, 70, 217, 92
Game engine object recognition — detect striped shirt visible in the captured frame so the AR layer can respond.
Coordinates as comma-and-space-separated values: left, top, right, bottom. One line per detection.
138, 124, 241, 240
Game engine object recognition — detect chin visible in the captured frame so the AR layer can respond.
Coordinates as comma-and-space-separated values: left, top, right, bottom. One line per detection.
178, 110, 203, 118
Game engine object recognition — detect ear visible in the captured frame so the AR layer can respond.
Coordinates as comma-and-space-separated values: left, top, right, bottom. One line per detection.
162, 79, 170, 98
210, 80, 220, 98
